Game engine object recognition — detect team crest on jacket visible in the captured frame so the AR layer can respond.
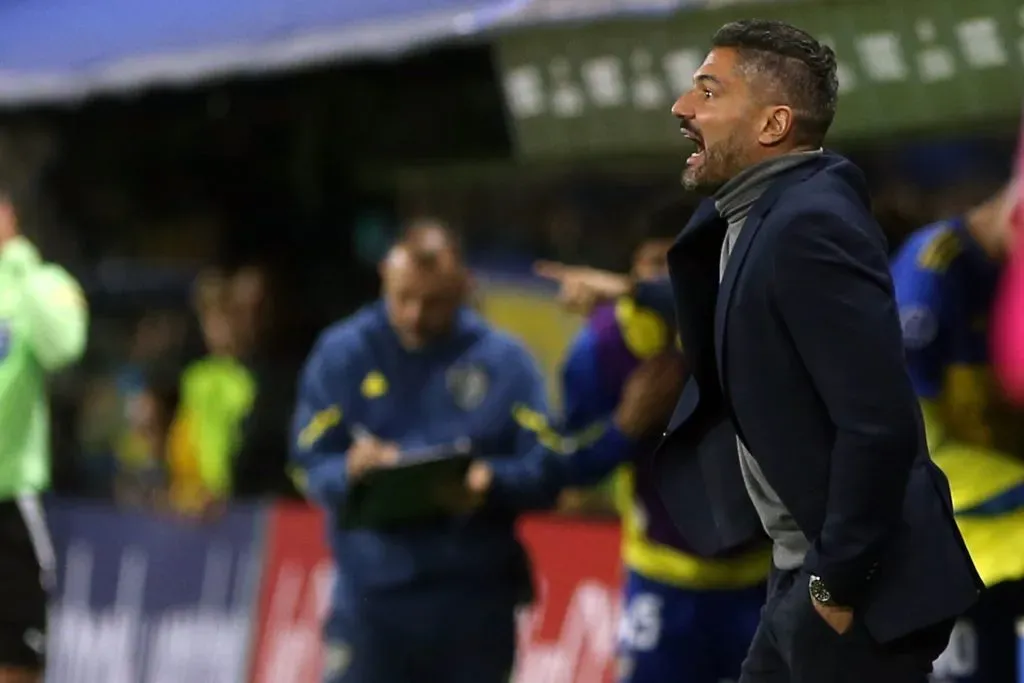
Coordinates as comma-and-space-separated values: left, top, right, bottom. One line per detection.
446, 364, 488, 410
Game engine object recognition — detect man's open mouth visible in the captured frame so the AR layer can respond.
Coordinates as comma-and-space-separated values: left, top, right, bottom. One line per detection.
681, 127, 705, 166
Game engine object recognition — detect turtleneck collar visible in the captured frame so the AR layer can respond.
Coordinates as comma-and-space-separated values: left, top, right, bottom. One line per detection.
714, 149, 823, 227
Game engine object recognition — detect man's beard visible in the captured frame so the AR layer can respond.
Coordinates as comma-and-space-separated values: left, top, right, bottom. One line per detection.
681, 134, 748, 194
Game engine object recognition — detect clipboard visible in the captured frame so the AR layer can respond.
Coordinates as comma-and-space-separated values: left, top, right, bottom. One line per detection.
338, 439, 474, 530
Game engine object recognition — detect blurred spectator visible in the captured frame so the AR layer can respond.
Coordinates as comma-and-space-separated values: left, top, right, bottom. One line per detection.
891, 184, 1024, 682
557, 216, 675, 516
167, 270, 256, 515
167, 263, 299, 514
629, 232, 673, 282
75, 311, 186, 498
229, 263, 301, 500
112, 374, 177, 510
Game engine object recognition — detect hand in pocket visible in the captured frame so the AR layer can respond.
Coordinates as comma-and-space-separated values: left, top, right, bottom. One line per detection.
811, 598, 855, 635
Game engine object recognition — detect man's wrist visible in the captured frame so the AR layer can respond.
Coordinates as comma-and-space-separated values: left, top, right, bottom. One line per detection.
611, 412, 644, 440
808, 574, 838, 606
624, 274, 638, 298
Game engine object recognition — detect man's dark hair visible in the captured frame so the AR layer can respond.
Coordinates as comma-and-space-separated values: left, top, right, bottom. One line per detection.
712, 19, 838, 146
398, 218, 465, 267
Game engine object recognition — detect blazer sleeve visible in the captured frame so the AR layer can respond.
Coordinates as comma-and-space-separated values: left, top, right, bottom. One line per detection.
771, 209, 922, 607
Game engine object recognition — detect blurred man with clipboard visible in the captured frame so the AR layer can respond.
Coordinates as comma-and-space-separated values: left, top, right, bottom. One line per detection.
289, 222, 552, 683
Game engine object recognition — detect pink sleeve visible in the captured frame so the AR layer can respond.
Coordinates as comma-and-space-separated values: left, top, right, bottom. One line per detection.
991, 118, 1024, 403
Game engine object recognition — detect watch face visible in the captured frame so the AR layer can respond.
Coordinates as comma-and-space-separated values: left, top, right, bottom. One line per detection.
809, 577, 831, 604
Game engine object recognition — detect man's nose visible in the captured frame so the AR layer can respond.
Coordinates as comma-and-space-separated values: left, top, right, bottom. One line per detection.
406, 303, 426, 326
671, 92, 693, 119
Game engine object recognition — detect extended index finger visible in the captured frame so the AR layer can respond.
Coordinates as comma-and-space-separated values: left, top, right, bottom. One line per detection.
378, 443, 401, 466
533, 260, 571, 282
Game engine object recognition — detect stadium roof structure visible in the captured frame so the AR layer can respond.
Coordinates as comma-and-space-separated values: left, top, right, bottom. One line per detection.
0, 0, 700, 106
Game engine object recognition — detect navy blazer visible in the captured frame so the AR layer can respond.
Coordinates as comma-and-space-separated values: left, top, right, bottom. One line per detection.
638, 151, 982, 643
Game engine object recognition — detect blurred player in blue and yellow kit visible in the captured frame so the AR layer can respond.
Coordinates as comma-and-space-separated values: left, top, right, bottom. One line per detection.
890, 185, 1024, 683
562, 234, 768, 683
480, 218, 770, 683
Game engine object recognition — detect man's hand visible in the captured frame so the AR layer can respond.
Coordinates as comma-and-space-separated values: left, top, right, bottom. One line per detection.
434, 476, 485, 515
811, 598, 855, 635
465, 461, 493, 495
439, 460, 494, 513
613, 353, 686, 439
534, 261, 632, 315
346, 435, 400, 481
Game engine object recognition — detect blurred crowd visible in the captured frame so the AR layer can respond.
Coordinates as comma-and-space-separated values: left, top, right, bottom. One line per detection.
68, 263, 301, 516
43, 161, 1007, 524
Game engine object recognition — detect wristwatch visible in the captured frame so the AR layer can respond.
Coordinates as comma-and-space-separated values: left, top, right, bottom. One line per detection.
808, 574, 836, 606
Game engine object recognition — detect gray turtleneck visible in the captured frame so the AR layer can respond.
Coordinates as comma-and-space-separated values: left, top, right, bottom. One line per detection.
715, 150, 822, 570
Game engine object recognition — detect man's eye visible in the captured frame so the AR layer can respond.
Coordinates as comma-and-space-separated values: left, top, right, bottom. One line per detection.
702, 89, 713, 99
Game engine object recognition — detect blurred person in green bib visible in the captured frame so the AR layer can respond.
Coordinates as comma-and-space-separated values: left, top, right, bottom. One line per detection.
0, 188, 87, 682
167, 272, 255, 517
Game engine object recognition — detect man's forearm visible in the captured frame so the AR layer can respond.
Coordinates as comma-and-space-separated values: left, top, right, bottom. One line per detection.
805, 416, 918, 605
488, 424, 636, 510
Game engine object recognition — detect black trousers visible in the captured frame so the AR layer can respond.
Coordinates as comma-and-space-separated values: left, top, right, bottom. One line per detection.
0, 498, 50, 671
739, 566, 953, 683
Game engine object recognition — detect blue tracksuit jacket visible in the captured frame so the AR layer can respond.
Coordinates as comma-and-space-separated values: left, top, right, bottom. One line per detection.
290, 302, 551, 611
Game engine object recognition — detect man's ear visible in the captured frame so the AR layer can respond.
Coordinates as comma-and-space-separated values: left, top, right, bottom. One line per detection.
757, 105, 794, 147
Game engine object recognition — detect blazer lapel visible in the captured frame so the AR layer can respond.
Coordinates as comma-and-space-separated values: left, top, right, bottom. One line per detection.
713, 161, 823, 390
675, 199, 722, 248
